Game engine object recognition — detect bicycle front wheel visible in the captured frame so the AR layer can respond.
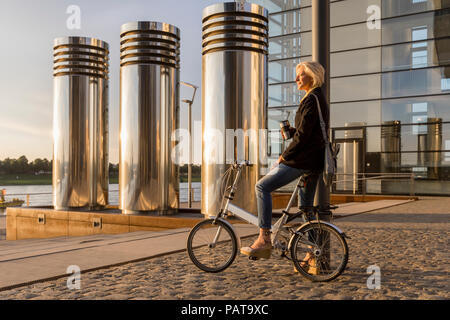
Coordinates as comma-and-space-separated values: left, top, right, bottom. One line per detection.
290, 222, 348, 282
187, 219, 238, 273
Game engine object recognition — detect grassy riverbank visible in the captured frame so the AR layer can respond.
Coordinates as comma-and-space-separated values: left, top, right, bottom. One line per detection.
0, 174, 52, 185
0, 174, 200, 185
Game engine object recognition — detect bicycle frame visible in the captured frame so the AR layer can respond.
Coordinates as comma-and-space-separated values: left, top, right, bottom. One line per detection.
213, 161, 309, 246
213, 161, 347, 244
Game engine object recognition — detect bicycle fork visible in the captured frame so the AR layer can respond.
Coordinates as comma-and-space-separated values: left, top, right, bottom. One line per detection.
209, 165, 246, 248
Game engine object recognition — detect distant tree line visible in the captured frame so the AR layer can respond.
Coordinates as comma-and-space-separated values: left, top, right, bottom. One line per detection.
0, 156, 121, 176
108, 164, 200, 179
179, 164, 201, 177
0, 157, 201, 176
0, 156, 52, 174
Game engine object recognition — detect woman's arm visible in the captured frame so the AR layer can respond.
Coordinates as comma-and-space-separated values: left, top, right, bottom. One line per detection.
281, 96, 319, 161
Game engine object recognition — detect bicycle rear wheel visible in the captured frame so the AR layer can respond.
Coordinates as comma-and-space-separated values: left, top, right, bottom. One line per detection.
290, 222, 348, 282
187, 219, 238, 273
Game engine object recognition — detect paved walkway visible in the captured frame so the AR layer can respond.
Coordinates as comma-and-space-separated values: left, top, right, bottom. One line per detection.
0, 224, 259, 290
0, 199, 412, 290
0, 198, 448, 300
0, 216, 5, 240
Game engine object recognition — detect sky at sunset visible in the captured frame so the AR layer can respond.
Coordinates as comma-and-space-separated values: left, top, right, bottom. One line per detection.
0, 0, 225, 164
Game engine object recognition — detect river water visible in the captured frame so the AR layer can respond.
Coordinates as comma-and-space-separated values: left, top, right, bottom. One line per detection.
0, 182, 201, 210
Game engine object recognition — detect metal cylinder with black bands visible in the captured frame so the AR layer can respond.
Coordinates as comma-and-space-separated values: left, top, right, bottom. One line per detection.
381, 120, 401, 174
201, 3, 268, 216
425, 118, 442, 179
119, 22, 180, 214
52, 37, 109, 210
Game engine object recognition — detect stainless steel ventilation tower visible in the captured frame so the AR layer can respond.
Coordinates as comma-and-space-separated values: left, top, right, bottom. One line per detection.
201, 2, 268, 216
52, 37, 109, 210
119, 22, 180, 214
381, 120, 401, 173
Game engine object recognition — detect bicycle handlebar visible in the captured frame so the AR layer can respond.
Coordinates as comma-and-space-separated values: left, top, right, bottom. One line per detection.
234, 160, 253, 168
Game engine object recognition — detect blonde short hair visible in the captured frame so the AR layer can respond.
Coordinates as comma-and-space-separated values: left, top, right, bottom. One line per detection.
296, 61, 325, 89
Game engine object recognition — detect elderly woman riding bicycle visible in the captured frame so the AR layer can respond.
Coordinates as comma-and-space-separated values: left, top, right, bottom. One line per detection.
241, 61, 330, 262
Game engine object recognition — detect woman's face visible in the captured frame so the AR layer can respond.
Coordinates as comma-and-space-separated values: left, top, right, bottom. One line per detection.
296, 65, 313, 91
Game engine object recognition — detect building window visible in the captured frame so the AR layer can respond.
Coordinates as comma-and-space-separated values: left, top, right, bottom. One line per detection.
412, 102, 428, 113
446, 140, 450, 162
411, 26, 428, 69
441, 78, 450, 91
411, 26, 427, 46
412, 102, 428, 135
412, 50, 427, 68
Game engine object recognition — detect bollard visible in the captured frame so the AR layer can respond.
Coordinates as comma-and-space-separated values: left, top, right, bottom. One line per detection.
119, 22, 180, 214
201, 2, 268, 216
53, 37, 109, 210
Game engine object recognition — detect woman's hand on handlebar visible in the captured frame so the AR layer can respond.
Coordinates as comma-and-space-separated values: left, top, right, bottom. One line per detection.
236, 160, 253, 167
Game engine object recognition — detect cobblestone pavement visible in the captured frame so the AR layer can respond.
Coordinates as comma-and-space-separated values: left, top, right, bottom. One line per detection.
0, 200, 449, 300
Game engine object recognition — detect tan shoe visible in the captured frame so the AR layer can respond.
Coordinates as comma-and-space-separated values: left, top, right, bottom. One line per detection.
294, 254, 317, 274
240, 244, 272, 259
307, 258, 319, 275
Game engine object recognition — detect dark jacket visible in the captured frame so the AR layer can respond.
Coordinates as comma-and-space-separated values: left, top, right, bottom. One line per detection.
281, 86, 329, 170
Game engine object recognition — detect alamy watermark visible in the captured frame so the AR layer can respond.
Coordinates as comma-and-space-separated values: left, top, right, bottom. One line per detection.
66, 265, 81, 290
366, 265, 381, 289
367, 5, 381, 30
66, 5, 81, 30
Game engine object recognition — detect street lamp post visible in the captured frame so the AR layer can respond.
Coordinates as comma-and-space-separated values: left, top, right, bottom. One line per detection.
180, 81, 198, 208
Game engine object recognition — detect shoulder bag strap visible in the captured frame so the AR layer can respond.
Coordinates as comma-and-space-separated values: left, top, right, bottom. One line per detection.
310, 93, 329, 144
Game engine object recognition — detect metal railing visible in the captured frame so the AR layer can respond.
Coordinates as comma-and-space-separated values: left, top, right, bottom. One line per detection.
0, 186, 202, 208
0, 172, 418, 209
274, 171, 416, 197
333, 172, 416, 197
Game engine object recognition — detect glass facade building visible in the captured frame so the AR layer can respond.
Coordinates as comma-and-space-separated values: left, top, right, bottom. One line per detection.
250, 0, 450, 195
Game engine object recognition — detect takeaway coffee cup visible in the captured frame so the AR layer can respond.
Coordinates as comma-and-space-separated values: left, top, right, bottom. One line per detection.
280, 120, 292, 140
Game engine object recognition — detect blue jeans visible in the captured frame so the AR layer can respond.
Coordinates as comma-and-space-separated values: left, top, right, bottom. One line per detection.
255, 163, 319, 229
